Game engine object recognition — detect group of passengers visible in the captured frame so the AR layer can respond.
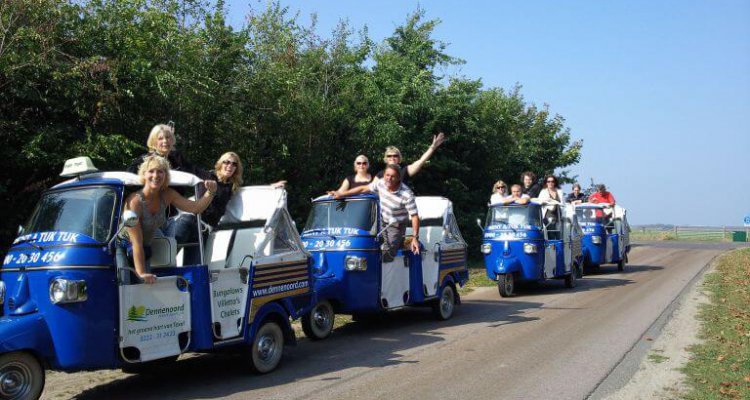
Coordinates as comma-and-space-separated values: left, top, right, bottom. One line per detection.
328, 132, 446, 262
490, 174, 616, 207
120, 124, 283, 284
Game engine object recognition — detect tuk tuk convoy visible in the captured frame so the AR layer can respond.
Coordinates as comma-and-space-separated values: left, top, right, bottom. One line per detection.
0, 158, 629, 400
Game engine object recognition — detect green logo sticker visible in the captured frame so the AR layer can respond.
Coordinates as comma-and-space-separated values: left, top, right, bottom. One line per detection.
127, 305, 147, 321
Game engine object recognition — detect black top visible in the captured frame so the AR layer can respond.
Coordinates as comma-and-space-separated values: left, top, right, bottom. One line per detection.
345, 174, 373, 189
522, 183, 541, 198
197, 172, 234, 228
566, 192, 586, 203
128, 150, 209, 179
376, 165, 411, 186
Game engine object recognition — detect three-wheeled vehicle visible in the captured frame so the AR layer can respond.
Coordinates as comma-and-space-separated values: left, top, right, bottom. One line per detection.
0, 158, 314, 400
575, 203, 631, 271
299, 194, 469, 340
479, 200, 583, 297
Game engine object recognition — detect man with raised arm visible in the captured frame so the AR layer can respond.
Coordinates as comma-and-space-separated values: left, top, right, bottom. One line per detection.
330, 164, 420, 262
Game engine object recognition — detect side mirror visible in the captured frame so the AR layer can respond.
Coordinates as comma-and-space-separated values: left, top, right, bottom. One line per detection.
121, 210, 139, 228
476, 218, 484, 231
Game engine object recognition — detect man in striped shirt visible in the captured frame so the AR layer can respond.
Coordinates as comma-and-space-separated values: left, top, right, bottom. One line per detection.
331, 164, 420, 262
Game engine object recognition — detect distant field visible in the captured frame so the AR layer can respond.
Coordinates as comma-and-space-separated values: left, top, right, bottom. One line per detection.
631, 226, 749, 243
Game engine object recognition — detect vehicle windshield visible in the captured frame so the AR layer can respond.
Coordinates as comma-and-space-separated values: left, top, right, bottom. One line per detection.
304, 199, 377, 234
23, 187, 117, 243
576, 208, 604, 224
485, 205, 541, 229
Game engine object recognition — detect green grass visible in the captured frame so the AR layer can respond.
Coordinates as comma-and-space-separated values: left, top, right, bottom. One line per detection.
682, 248, 750, 399
648, 351, 669, 364
459, 262, 495, 295
630, 229, 743, 242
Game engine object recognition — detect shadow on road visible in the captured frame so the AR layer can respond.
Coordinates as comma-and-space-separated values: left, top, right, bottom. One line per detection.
71, 297, 544, 399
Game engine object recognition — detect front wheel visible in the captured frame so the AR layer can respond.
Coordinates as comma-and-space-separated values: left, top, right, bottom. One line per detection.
432, 284, 456, 320
0, 352, 44, 400
301, 300, 335, 340
617, 258, 625, 271
497, 273, 515, 297
250, 321, 284, 374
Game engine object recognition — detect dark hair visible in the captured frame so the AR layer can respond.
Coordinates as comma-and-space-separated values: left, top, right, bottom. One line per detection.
544, 175, 559, 188
520, 171, 536, 182
384, 163, 401, 179
572, 183, 581, 190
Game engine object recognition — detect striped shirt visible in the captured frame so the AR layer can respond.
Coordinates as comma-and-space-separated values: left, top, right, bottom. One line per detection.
368, 180, 418, 224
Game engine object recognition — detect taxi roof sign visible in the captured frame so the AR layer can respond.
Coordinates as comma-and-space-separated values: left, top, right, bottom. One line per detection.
60, 156, 98, 177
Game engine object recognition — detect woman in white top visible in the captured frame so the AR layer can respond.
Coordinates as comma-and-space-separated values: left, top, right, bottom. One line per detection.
489, 180, 508, 204
537, 175, 564, 222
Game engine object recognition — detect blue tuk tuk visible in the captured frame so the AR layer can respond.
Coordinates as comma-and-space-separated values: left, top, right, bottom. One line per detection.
575, 203, 631, 271
298, 194, 469, 340
479, 200, 583, 297
0, 158, 315, 400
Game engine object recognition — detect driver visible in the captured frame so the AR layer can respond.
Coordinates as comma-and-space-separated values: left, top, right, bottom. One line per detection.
329, 164, 420, 262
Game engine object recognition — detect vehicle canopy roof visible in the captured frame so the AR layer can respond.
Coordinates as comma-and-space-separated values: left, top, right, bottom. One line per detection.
220, 186, 287, 226
415, 196, 452, 221
53, 170, 203, 189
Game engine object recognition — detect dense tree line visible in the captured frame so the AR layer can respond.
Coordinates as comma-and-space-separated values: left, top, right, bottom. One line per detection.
0, 0, 581, 256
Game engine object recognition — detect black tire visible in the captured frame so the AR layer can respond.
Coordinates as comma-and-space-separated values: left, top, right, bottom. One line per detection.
497, 273, 514, 297
121, 355, 179, 374
301, 300, 334, 340
565, 265, 578, 288
250, 321, 284, 374
432, 284, 456, 321
0, 352, 44, 400
617, 258, 625, 271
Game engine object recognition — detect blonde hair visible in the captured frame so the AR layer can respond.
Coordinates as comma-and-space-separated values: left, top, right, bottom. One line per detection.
137, 155, 171, 190
146, 124, 175, 154
353, 154, 369, 172
214, 152, 243, 192
383, 146, 401, 163
492, 180, 507, 193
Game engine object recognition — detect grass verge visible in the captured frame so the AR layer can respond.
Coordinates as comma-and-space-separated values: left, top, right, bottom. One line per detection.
682, 248, 750, 399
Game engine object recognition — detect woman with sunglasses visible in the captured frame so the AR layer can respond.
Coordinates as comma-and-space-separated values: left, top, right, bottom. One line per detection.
490, 180, 509, 204
375, 132, 446, 186
538, 175, 565, 225
337, 155, 373, 191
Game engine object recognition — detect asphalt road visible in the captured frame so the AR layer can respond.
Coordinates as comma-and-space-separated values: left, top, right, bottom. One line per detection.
44, 241, 747, 400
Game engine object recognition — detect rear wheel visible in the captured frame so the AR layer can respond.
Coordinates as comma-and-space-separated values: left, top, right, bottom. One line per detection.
250, 321, 284, 374
0, 352, 44, 400
432, 284, 456, 320
497, 273, 515, 297
565, 265, 578, 288
617, 258, 625, 271
301, 300, 334, 340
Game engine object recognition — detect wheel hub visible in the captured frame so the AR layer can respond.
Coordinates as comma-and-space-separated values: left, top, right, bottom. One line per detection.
257, 336, 276, 361
0, 363, 30, 398
313, 308, 331, 329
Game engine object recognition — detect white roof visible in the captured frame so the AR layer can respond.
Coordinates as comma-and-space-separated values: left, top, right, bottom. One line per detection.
415, 196, 452, 220
221, 186, 286, 223
53, 170, 203, 188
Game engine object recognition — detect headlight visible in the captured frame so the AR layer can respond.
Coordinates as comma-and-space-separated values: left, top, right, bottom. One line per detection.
523, 243, 538, 254
591, 235, 602, 244
481, 243, 492, 254
49, 278, 87, 304
0, 281, 5, 305
345, 256, 367, 272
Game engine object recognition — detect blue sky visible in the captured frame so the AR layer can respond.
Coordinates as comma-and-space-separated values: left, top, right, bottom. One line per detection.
225, 1, 750, 226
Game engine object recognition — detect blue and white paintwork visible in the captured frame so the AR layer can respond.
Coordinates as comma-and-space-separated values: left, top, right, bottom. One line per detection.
0, 168, 315, 400
481, 201, 583, 297
298, 194, 469, 340
575, 203, 631, 271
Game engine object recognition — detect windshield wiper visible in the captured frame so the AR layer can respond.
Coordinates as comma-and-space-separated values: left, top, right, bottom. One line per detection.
13, 237, 43, 251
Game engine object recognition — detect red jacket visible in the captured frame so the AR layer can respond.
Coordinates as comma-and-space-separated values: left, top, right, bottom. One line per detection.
589, 191, 616, 204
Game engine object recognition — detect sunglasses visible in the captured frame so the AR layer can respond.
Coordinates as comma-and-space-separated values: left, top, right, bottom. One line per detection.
546, 180, 556, 183
222, 160, 238, 167
356, 161, 368, 165
495, 186, 506, 189
386, 154, 400, 158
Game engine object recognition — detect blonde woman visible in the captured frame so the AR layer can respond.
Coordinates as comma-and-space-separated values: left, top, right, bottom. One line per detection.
375, 132, 446, 185
127, 123, 206, 177
121, 155, 217, 283
336, 154, 373, 191
490, 180, 508, 204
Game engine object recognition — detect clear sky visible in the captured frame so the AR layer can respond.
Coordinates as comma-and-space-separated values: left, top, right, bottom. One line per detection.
225, 1, 750, 226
